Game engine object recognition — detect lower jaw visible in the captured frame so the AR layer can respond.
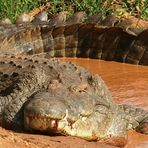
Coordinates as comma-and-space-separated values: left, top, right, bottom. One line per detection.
24, 115, 96, 138
24, 115, 127, 147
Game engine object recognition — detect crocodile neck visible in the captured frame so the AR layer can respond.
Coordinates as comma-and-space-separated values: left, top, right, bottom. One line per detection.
0, 23, 148, 65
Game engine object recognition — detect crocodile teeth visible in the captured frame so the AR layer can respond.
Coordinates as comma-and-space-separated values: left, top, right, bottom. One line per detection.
50, 120, 57, 128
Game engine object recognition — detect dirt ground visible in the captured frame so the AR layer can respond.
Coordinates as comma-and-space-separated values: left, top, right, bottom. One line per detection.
0, 126, 114, 148
0, 127, 148, 148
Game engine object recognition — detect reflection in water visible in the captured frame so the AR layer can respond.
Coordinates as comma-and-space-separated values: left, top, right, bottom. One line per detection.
60, 57, 148, 148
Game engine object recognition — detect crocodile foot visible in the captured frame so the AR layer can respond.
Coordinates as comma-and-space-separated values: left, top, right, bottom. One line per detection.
136, 118, 148, 134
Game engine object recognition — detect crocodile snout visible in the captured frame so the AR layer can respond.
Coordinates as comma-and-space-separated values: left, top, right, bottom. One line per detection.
24, 92, 68, 131
24, 90, 95, 134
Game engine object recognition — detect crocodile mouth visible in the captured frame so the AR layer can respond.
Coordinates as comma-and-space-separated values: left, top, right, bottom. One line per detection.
24, 111, 68, 134
24, 109, 98, 140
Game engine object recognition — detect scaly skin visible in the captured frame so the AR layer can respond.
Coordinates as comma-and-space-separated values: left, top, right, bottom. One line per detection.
0, 14, 148, 65
0, 13, 148, 147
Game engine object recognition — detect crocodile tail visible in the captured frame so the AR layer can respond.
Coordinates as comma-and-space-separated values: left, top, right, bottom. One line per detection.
41, 23, 148, 66
0, 13, 148, 65
39, 13, 148, 65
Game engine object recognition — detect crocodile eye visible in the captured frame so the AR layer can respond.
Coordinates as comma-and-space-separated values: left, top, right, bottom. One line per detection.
69, 84, 88, 93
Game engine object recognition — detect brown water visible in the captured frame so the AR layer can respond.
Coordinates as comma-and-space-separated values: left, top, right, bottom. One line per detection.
60, 58, 148, 148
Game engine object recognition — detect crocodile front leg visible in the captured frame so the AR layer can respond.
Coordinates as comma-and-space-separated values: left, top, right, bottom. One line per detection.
136, 117, 148, 134
119, 104, 148, 134
0, 65, 49, 128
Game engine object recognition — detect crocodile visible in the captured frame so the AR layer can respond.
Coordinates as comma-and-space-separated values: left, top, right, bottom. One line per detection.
0, 12, 148, 147
0, 12, 148, 65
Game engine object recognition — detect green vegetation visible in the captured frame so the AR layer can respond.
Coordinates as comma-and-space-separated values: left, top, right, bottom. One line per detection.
0, 0, 43, 22
0, 0, 147, 22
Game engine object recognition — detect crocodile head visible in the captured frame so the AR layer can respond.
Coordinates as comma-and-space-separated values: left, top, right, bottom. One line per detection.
24, 72, 126, 145
24, 90, 100, 139
24, 83, 128, 147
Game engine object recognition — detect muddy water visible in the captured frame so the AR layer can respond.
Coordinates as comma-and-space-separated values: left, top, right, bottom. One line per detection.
60, 58, 148, 148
